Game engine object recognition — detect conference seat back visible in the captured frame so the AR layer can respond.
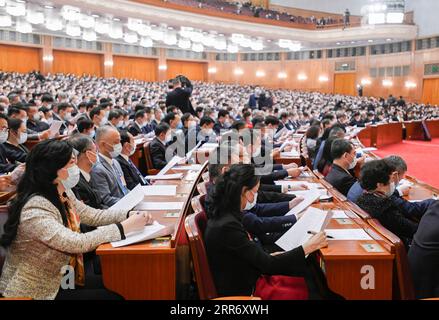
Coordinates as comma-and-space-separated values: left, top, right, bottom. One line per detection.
0, 205, 8, 276
197, 181, 208, 195
367, 218, 415, 300
143, 142, 159, 175
185, 212, 218, 300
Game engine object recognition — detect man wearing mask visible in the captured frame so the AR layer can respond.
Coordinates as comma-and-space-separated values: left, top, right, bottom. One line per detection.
324, 139, 362, 196
165, 76, 195, 115
213, 109, 231, 135
26, 105, 49, 133
149, 123, 172, 170
117, 131, 148, 190
90, 126, 128, 207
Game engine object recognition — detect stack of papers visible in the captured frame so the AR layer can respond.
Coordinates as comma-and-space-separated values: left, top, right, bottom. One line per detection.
275, 181, 323, 189
111, 221, 174, 248
330, 210, 349, 219
173, 165, 203, 171
157, 156, 185, 176
280, 151, 300, 158
288, 189, 328, 197
285, 189, 322, 216
276, 207, 331, 251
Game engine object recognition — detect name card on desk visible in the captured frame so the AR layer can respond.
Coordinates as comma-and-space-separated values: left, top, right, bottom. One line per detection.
173, 165, 203, 171
142, 185, 177, 196
110, 184, 144, 211
276, 207, 331, 251
157, 156, 185, 176
111, 221, 173, 248
280, 151, 300, 158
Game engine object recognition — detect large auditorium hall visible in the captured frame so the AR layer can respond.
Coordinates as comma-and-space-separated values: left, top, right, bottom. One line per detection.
0, 0, 439, 312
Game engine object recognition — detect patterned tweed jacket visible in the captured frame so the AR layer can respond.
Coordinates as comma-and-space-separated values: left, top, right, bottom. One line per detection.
0, 190, 128, 300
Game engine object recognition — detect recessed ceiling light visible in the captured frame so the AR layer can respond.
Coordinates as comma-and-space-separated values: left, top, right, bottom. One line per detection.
168, 26, 173, 30
368, 39, 374, 43
336, 42, 341, 45
16, 0, 26, 3
44, 5, 54, 9
267, 39, 272, 42
351, 41, 355, 44
386, 38, 392, 41
113, 18, 121, 21
92, 14, 100, 18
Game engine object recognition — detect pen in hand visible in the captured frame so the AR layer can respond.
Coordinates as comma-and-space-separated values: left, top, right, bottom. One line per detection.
308, 230, 334, 239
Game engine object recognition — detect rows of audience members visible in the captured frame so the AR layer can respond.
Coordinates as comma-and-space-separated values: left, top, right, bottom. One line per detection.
0, 72, 438, 299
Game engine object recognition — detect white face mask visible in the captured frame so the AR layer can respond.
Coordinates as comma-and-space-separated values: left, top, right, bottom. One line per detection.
33, 113, 41, 122
99, 117, 107, 127
244, 191, 258, 211
188, 120, 197, 129
64, 112, 72, 121
306, 139, 317, 149
110, 143, 122, 158
385, 182, 396, 197
47, 117, 54, 125
0, 129, 8, 144
18, 132, 28, 144
117, 121, 124, 128
348, 155, 358, 170
129, 145, 136, 156
60, 165, 80, 190
165, 134, 172, 143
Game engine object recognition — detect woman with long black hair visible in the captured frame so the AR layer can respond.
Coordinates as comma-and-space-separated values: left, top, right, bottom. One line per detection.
204, 164, 328, 298
0, 139, 152, 300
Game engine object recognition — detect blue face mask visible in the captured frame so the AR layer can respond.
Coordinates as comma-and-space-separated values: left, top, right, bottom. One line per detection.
177, 122, 183, 130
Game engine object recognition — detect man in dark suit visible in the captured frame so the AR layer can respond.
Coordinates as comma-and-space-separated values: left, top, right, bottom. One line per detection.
117, 131, 148, 190
128, 110, 146, 137
165, 77, 195, 115
213, 109, 231, 135
149, 123, 171, 170
25, 105, 50, 133
68, 134, 103, 209
324, 139, 358, 196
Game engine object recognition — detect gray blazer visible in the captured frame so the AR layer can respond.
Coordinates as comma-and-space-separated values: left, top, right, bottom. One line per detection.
90, 155, 125, 207
0, 190, 128, 300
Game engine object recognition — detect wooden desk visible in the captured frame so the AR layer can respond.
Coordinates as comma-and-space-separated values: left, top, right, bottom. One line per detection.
375, 123, 403, 148
426, 119, 439, 138
282, 174, 394, 299
404, 121, 425, 141
96, 164, 207, 300
357, 126, 374, 148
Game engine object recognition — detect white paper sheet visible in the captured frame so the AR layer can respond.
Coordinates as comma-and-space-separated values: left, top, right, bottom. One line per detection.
185, 141, 203, 160
276, 207, 329, 251
111, 221, 173, 248
330, 210, 349, 219
285, 189, 322, 216
157, 155, 185, 176
274, 127, 288, 139
144, 173, 183, 180
109, 184, 144, 211
135, 202, 184, 211
279, 140, 296, 152
173, 165, 203, 171
49, 120, 63, 137
200, 143, 219, 149
287, 189, 328, 197
324, 229, 373, 241
359, 147, 378, 153
280, 151, 300, 158
142, 185, 177, 196
275, 181, 323, 189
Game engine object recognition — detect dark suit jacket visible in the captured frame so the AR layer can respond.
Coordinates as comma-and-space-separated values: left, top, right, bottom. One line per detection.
0, 144, 18, 174
356, 192, 418, 249
213, 121, 226, 135
128, 123, 143, 137
166, 87, 195, 115
149, 137, 167, 170
27, 120, 49, 133
324, 164, 357, 196
116, 155, 146, 190
408, 200, 439, 299
204, 210, 307, 297
2, 143, 28, 164
72, 173, 103, 209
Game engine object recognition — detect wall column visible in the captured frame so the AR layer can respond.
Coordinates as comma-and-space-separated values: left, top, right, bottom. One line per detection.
103, 43, 113, 78
158, 48, 167, 82
207, 52, 216, 82
41, 35, 53, 75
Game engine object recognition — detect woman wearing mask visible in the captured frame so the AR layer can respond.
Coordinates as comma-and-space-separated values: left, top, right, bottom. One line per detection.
356, 160, 418, 249
3, 118, 29, 164
0, 139, 153, 300
205, 164, 328, 298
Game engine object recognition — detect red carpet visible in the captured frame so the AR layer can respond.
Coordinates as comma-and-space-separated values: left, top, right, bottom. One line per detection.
373, 139, 439, 189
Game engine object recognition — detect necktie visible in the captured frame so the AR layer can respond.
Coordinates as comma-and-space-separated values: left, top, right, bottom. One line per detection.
129, 159, 148, 185
112, 162, 129, 195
